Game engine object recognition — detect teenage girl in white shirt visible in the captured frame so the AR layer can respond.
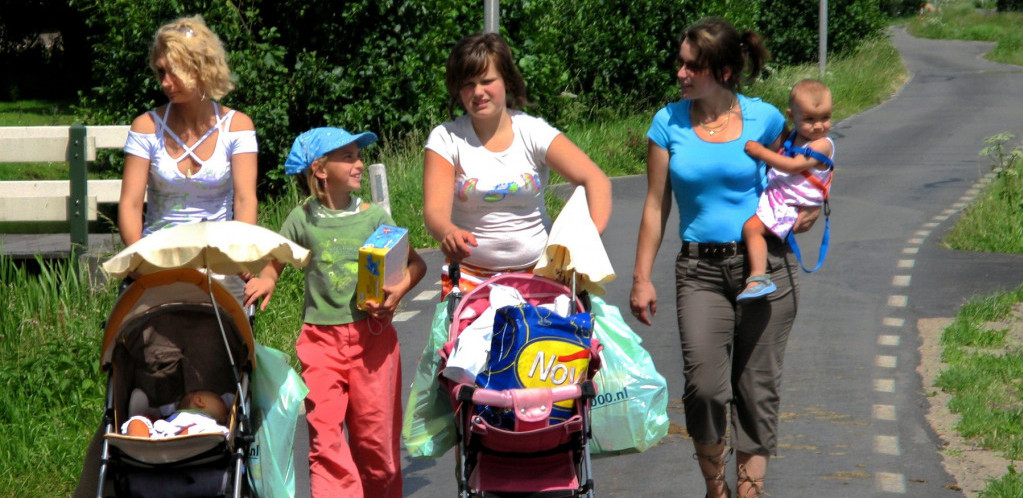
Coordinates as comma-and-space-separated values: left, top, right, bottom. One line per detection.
423, 32, 612, 296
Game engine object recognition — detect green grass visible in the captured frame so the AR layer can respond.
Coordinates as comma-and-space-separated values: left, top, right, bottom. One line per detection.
938, 132, 1023, 495
907, 0, 1023, 66
0, 256, 117, 497
946, 133, 1023, 252
0, 100, 80, 181
0, 99, 76, 126
935, 287, 1023, 495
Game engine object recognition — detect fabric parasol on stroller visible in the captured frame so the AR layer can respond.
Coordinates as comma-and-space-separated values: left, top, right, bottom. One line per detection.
93, 220, 309, 498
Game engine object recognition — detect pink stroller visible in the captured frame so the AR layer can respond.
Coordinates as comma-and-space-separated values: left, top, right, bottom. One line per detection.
439, 265, 601, 498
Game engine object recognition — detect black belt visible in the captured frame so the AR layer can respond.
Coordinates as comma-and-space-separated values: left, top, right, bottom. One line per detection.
682, 241, 745, 259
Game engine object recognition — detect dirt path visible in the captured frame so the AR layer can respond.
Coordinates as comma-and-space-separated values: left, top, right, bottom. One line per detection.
917, 317, 1013, 497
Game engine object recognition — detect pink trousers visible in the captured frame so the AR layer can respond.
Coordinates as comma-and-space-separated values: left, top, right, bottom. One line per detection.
296, 318, 402, 498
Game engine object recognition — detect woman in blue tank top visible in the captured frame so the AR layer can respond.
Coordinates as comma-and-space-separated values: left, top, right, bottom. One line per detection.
628, 17, 820, 498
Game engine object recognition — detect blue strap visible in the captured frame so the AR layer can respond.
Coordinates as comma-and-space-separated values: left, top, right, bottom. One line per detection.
780, 131, 832, 273
786, 201, 830, 273
782, 131, 834, 169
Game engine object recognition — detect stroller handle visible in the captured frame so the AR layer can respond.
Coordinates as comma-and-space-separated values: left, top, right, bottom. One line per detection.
457, 381, 596, 407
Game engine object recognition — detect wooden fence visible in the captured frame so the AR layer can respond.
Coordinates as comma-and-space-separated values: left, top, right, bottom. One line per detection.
0, 124, 130, 257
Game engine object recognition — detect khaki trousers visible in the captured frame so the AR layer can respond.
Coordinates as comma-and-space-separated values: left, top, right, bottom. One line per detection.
674, 237, 799, 455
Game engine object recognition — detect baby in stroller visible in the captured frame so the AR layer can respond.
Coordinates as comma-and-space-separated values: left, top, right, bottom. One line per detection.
122, 390, 230, 438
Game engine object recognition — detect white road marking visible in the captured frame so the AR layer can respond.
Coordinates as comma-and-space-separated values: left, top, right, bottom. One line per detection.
892, 275, 911, 287
876, 355, 898, 368
873, 404, 897, 421
878, 335, 900, 347
876, 472, 907, 493
874, 435, 900, 455
897, 259, 915, 268
414, 289, 440, 301
874, 379, 895, 393
888, 295, 908, 307
393, 310, 420, 322
883, 317, 905, 327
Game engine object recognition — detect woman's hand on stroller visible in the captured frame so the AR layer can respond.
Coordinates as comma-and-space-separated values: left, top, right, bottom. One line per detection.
440, 227, 477, 261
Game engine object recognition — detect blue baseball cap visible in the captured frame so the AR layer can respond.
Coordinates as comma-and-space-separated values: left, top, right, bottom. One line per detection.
284, 127, 378, 175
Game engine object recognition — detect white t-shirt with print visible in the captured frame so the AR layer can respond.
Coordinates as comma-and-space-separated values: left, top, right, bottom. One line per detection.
425, 110, 561, 270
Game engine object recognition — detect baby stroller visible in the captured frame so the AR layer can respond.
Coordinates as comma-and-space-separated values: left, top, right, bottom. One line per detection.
439, 264, 602, 498
95, 268, 255, 497
94, 220, 310, 497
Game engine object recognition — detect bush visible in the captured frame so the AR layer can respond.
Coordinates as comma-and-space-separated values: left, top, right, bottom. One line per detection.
880, 0, 923, 17
504, 0, 697, 125
69, 0, 895, 194
998, 0, 1023, 11
759, 0, 887, 67
0, 0, 90, 101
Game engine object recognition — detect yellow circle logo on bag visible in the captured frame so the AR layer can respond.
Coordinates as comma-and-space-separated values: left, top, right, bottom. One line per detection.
516, 339, 590, 410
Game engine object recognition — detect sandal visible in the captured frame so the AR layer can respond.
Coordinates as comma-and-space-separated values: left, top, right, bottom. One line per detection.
695, 448, 733, 498
736, 275, 776, 302
737, 463, 767, 498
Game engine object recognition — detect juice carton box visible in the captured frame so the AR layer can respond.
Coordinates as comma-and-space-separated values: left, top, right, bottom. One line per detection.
357, 224, 409, 310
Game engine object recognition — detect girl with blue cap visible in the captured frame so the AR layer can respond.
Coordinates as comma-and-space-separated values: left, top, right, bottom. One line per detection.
245, 127, 426, 498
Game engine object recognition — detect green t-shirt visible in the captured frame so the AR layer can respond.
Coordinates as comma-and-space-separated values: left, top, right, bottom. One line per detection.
280, 198, 395, 325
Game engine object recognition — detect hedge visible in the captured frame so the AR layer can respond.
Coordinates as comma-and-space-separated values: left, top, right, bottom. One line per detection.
66, 0, 887, 193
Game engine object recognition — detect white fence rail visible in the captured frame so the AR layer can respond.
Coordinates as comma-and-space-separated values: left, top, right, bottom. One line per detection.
0, 125, 130, 253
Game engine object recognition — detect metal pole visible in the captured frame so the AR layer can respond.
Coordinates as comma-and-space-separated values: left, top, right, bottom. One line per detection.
819, 0, 828, 78
484, 0, 499, 33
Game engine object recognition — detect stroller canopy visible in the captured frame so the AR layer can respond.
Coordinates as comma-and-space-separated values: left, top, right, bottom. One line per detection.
101, 268, 256, 369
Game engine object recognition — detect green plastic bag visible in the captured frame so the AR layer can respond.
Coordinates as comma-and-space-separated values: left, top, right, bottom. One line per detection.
401, 302, 457, 459
248, 343, 309, 498
588, 295, 669, 455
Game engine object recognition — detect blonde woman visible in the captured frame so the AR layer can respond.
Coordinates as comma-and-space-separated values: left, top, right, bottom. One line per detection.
117, 15, 257, 301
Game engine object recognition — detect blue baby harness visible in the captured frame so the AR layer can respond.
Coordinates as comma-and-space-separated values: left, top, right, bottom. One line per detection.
779, 131, 834, 273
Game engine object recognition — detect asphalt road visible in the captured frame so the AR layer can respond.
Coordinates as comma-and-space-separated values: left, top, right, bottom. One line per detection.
288, 27, 1023, 497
